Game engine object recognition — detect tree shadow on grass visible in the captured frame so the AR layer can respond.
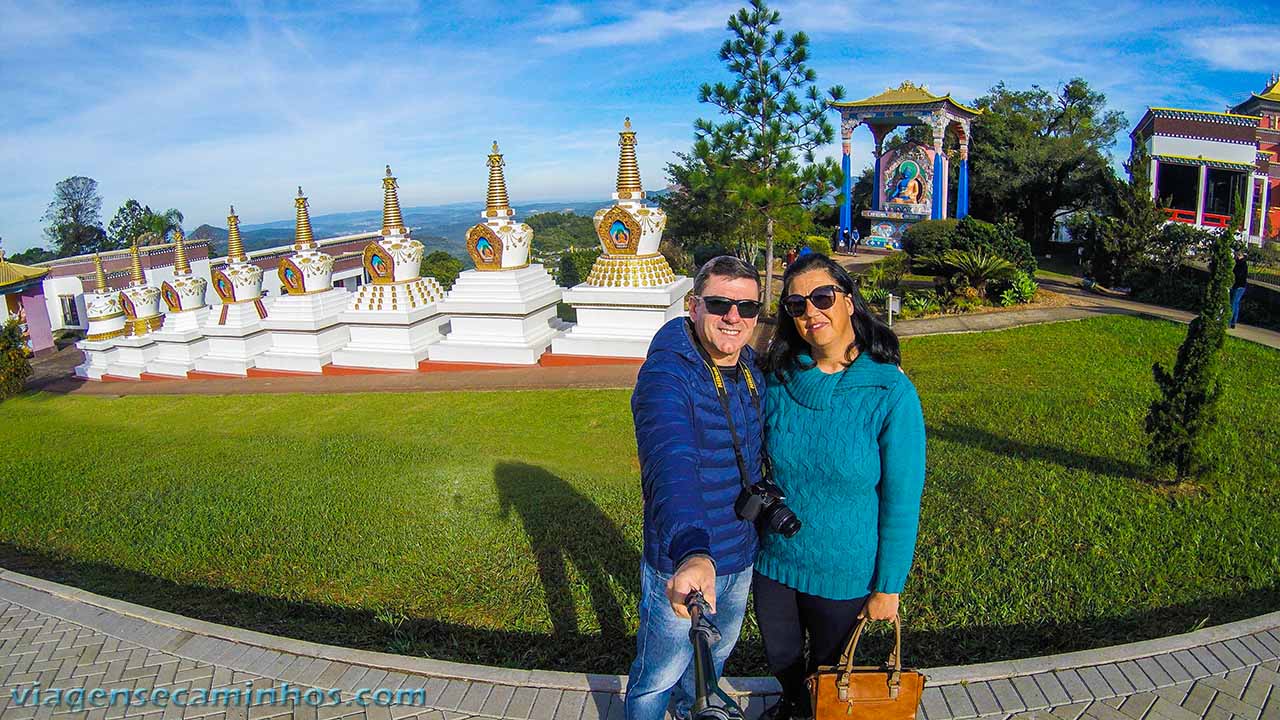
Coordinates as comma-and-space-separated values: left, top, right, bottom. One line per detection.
927, 421, 1149, 481
494, 461, 641, 644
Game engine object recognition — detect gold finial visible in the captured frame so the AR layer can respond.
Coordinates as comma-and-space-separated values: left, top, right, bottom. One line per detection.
381, 165, 406, 234
172, 227, 190, 275
485, 141, 511, 213
227, 205, 246, 262
294, 186, 316, 248
93, 254, 108, 292
617, 117, 642, 195
129, 241, 145, 285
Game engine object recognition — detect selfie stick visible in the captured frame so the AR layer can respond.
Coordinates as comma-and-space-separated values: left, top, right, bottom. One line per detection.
686, 591, 745, 720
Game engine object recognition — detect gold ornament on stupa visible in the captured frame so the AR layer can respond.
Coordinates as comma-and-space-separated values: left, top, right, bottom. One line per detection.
616, 117, 643, 200
172, 228, 190, 275
381, 166, 406, 235
120, 240, 164, 335
464, 141, 533, 272
128, 241, 145, 285
293, 187, 316, 249
227, 205, 247, 262
484, 142, 513, 218
93, 254, 109, 292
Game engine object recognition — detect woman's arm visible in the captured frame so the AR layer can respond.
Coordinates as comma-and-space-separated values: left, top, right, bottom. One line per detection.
872, 381, 927, 596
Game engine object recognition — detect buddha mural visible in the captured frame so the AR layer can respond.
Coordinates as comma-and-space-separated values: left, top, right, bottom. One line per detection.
887, 160, 924, 204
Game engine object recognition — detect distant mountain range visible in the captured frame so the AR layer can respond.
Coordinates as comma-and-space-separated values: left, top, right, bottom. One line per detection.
188, 196, 664, 258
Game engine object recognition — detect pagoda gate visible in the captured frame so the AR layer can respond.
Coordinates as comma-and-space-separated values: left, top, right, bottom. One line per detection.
832, 82, 980, 249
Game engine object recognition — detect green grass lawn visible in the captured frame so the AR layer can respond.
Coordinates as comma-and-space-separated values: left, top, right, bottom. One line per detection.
2, 315, 1278, 674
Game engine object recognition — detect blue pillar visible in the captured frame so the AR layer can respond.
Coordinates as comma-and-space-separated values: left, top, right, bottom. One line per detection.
871, 153, 882, 211
957, 157, 969, 219
840, 144, 852, 239
931, 151, 945, 220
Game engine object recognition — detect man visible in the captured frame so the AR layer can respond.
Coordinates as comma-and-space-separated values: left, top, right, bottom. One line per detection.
851, 227, 861, 256
1231, 250, 1248, 329
627, 256, 766, 720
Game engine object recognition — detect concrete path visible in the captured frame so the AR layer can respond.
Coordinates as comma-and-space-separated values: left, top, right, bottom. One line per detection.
1, 569, 1278, 720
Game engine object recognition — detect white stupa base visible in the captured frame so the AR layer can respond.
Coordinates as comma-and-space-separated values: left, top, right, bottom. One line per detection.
159, 306, 209, 334
330, 303, 448, 370
146, 313, 210, 377
255, 289, 351, 373
193, 330, 272, 376
551, 278, 693, 358
103, 335, 160, 379
206, 298, 271, 333
428, 266, 566, 365
74, 339, 120, 380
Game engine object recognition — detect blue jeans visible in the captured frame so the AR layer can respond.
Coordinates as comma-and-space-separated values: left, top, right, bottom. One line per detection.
1231, 287, 1246, 326
625, 562, 751, 720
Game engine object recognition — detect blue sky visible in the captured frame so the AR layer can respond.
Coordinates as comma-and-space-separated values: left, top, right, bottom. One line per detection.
1, 0, 1274, 252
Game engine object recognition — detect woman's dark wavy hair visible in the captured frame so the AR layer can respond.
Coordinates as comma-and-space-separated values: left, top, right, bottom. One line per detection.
762, 253, 901, 380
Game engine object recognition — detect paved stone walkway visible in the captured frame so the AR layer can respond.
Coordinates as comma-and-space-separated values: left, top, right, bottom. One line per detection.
1, 570, 1277, 720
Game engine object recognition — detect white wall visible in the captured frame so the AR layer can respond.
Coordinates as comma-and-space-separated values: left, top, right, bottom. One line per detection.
1150, 136, 1257, 165
42, 276, 86, 332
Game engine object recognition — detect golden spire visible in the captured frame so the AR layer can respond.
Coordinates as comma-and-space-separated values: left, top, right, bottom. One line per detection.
382, 165, 406, 234
172, 227, 190, 275
93, 254, 108, 292
129, 241, 145, 285
294, 186, 316, 248
616, 117, 642, 196
485, 141, 512, 214
227, 205, 246, 262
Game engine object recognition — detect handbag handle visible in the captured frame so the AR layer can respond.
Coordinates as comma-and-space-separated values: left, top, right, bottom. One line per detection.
838, 615, 903, 676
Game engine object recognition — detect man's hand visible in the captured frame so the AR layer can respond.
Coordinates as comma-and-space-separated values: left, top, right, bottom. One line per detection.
666, 555, 716, 618
858, 592, 899, 621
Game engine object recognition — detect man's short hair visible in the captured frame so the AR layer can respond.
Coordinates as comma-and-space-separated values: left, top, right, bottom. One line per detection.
692, 255, 761, 296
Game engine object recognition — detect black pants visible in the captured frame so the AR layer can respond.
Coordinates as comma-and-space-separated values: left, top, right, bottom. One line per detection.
752, 571, 867, 712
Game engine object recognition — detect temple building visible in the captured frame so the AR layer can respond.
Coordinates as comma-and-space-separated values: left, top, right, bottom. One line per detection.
0, 249, 53, 356
1131, 73, 1280, 244
831, 82, 980, 249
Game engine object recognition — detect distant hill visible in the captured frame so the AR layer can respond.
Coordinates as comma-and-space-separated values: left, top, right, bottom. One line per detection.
185, 196, 655, 260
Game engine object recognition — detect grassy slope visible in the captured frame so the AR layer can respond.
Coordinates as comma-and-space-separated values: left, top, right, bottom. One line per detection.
1, 315, 1277, 673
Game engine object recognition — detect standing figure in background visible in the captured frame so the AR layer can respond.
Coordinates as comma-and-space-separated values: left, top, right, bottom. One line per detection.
1231, 251, 1248, 329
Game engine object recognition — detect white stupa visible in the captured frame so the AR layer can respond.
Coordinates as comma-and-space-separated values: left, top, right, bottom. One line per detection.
330, 166, 447, 370
428, 143, 564, 365
73, 254, 126, 380
551, 118, 693, 358
104, 241, 164, 378
146, 229, 211, 377
254, 187, 351, 373
193, 206, 274, 376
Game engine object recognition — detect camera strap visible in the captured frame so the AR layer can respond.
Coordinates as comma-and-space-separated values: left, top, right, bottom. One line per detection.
685, 319, 761, 492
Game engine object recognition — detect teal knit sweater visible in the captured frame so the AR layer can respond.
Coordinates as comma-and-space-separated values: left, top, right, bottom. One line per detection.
756, 352, 927, 600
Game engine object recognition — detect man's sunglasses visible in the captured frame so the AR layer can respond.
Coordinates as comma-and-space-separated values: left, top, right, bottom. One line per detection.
697, 296, 763, 319
781, 285, 847, 318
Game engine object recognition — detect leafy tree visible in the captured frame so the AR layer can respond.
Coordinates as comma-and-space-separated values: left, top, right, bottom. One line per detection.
8, 247, 56, 265
1095, 145, 1166, 287
693, 0, 843, 302
1144, 201, 1241, 483
107, 199, 149, 249
42, 176, 107, 257
420, 251, 463, 290
138, 207, 184, 246
556, 248, 601, 287
969, 79, 1126, 250
0, 317, 33, 400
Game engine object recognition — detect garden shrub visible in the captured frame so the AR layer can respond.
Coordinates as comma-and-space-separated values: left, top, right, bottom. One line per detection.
903, 219, 958, 260
953, 217, 1037, 276
860, 252, 908, 291
0, 318, 32, 401
803, 235, 833, 256
998, 271, 1038, 306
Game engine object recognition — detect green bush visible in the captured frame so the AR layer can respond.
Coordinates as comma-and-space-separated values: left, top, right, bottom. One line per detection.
860, 252, 908, 291
0, 318, 32, 401
556, 248, 602, 287
998, 271, 1038, 306
953, 217, 1038, 276
903, 290, 940, 315
660, 240, 694, 276
860, 285, 890, 306
903, 219, 958, 260
803, 235, 833, 256
419, 251, 464, 291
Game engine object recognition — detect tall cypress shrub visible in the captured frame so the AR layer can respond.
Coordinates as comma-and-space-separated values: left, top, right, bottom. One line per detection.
0, 317, 33, 400
1143, 200, 1240, 482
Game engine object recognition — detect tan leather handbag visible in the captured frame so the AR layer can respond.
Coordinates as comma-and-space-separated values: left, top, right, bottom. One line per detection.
805, 617, 925, 720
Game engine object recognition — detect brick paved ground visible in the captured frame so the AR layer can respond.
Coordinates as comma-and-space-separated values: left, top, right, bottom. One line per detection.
1, 570, 1277, 720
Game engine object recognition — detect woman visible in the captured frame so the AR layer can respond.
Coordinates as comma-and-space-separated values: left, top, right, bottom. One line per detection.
754, 253, 926, 720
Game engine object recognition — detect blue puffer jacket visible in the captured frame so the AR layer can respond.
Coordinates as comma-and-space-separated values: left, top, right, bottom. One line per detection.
631, 317, 764, 575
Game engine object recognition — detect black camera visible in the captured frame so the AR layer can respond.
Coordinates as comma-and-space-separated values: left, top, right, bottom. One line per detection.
735, 479, 801, 537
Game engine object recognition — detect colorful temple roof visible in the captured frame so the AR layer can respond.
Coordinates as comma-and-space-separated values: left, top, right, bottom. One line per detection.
1145, 107, 1260, 126
832, 81, 981, 116
1150, 154, 1256, 172
0, 252, 51, 292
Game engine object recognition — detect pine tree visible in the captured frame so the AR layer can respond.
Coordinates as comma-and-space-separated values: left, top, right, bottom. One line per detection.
0, 317, 33, 401
1143, 198, 1240, 483
1098, 146, 1165, 287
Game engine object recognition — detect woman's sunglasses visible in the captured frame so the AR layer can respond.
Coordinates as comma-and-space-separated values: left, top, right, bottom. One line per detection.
697, 296, 763, 319
781, 285, 847, 318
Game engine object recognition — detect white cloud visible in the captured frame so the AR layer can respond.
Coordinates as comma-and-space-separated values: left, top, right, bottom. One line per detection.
1185, 28, 1280, 72
534, 2, 736, 47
